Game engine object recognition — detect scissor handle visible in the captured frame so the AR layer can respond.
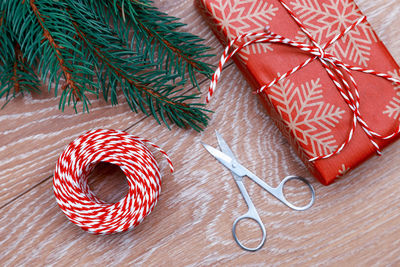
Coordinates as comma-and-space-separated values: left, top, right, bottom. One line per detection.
274, 175, 315, 211
232, 210, 267, 252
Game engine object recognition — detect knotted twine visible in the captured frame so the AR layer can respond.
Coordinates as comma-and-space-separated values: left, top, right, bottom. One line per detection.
53, 129, 173, 234
206, 0, 400, 161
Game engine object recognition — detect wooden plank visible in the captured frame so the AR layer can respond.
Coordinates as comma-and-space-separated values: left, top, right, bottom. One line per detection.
0, 0, 223, 207
1, 62, 400, 265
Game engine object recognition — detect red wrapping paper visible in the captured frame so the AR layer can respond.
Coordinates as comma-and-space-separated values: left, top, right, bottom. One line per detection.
197, 0, 400, 185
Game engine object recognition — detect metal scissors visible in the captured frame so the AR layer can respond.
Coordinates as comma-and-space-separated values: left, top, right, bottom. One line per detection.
202, 131, 315, 252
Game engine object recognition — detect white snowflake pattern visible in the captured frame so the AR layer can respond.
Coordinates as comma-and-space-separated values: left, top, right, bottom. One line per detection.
383, 70, 400, 120
337, 164, 350, 177
208, 0, 278, 61
294, 29, 312, 45
267, 77, 345, 158
290, 0, 377, 67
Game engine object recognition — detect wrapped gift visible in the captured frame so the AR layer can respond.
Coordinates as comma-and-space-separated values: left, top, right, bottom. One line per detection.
197, 0, 400, 185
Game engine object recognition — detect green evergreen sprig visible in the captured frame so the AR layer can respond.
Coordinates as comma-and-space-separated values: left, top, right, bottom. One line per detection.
0, 0, 214, 131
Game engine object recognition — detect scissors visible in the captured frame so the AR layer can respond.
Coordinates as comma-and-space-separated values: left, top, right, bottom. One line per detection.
202, 131, 315, 252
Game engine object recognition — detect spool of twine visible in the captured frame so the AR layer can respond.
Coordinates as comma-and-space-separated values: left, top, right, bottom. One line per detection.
53, 129, 173, 234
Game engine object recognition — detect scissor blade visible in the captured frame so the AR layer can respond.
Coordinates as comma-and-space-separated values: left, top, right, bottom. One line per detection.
202, 142, 233, 166
215, 130, 237, 161
201, 143, 246, 177
215, 131, 243, 182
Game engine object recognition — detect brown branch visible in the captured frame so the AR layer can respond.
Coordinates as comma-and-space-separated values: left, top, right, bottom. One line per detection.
29, 0, 79, 99
12, 43, 25, 93
119, 3, 203, 72
0, 11, 4, 27
12, 42, 38, 93
70, 18, 189, 109
13, 60, 19, 93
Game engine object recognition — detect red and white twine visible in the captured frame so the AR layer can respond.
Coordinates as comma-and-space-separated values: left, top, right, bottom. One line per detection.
206, 0, 400, 161
53, 129, 173, 234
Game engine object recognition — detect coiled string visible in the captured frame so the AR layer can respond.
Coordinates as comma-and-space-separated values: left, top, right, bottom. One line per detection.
53, 129, 173, 234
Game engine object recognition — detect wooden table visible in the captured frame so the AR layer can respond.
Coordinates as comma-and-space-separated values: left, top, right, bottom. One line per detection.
1, 0, 400, 265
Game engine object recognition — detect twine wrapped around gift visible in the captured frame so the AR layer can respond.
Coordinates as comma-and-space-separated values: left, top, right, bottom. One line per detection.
206, 0, 400, 161
53, 129, 173, 234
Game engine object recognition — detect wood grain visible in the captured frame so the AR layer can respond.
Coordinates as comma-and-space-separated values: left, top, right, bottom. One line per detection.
1, 0, 400, 266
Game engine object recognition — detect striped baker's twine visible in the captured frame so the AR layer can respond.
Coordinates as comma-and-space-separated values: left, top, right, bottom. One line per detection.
206, 0, 400, 161
53, 129, 173, 234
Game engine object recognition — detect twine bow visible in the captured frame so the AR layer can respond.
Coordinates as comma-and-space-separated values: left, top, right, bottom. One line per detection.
207, 0, 400, 161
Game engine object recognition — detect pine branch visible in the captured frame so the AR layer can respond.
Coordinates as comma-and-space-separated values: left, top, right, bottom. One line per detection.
30, 0, 98, 111
93, 0, 214, 88
0, 0, 213, 130
68, 6, 208, 129
133, 0, 214, 83
0, 8, 39, 102
30, 0, 78, 98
